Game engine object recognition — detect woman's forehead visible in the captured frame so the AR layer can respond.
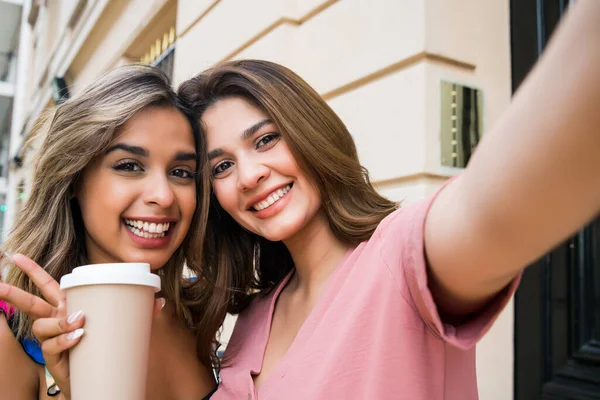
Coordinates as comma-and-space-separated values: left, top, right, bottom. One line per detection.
203, 98, 271, 143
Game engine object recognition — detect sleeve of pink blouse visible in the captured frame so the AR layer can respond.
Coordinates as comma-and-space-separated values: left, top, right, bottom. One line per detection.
378, 178, 521, 351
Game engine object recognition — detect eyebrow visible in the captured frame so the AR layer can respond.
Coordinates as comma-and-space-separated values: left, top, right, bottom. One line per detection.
174, 152, 198, 162
207, 119, 274, 161
105, 143, 148, 157
242, 119, 273, 140
106, 143, 197, 162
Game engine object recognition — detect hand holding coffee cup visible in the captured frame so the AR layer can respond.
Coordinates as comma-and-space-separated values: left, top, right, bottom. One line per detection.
60, 262, 161, 400
0, 253, 81, 398
0, 253, 163, 400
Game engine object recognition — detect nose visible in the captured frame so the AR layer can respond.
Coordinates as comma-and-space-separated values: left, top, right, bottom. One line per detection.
143, 173, 175, 208
237, 158, 270, 191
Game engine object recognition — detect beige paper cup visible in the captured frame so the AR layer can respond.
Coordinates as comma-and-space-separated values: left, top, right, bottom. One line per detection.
60, 263, 161, 400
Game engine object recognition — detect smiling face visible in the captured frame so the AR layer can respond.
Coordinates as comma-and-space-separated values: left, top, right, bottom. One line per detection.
203, 97, 322, 242
76, 106, 198, 270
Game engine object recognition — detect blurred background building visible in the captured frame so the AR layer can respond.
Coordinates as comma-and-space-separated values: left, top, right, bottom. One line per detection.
0, 0, 22, 239
0, 1, 597, 399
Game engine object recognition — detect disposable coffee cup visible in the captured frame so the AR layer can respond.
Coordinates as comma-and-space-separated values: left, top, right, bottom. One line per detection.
60, 263, 161, 400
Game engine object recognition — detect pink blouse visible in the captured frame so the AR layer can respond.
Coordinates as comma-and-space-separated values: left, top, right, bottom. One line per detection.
214, 183, 520, 399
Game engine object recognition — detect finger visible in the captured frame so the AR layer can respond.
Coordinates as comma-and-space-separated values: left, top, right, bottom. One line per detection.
41, 329, 84, 370
153, 298, 166, 319
10, 254, 64, 307
0, 282, 55, 319
32, 312, 85, 343
38, 327, 75, 398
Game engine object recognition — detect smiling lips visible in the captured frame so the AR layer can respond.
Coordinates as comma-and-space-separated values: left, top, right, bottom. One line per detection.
124, 219, 171, 239
251, 184, 292, 211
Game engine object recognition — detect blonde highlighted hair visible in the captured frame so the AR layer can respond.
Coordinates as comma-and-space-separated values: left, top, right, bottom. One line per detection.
2, 64, 222, 368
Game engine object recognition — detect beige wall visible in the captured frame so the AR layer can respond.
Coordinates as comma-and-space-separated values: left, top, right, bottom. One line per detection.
175, 1, 513, 399
70, 0, 170, 93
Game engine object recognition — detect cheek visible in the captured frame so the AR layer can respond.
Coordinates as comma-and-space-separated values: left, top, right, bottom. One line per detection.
77, 176, 136, 226
78, 183, 113, 216
180, 187, 197, 215
294, 168, 321, 207
77, 193, 118, 238
176, 192, 197, 240
212, 181, 238, 214
307, 184, 322, 209
275, 141, 301, 171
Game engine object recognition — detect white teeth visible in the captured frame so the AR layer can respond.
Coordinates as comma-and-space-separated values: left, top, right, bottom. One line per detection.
124, 219, 171, 238
126, 225, 166, 239
252, 184, 292, 211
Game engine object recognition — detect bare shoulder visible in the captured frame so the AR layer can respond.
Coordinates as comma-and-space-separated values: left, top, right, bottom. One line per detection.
0, 314, 24, 362
0, 314, 40, 399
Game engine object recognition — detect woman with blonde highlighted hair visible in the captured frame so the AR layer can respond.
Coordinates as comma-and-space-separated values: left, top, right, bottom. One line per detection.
178, 1, 600, 398
0, 64, 220, 399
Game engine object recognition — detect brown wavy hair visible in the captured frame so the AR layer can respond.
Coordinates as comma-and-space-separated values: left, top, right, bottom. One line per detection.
2, 64, 223, 368
178, 60, 398, 314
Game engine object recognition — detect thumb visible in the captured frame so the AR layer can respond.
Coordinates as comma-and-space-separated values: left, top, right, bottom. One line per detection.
153, 298, 166, 318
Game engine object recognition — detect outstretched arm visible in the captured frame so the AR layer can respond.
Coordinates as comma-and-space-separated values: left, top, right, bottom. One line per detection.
425, 0, 600, 319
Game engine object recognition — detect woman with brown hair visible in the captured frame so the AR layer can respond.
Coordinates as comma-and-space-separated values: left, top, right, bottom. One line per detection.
178, 1, 600, 398
0, 64, 222, 399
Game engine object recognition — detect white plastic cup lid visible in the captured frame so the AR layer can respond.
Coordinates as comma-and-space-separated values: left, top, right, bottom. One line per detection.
60, 263, 161, 292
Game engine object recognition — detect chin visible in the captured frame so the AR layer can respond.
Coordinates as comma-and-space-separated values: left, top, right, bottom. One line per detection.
260, 233, 287, 242
259, 224, 300, 243
124, 253, 170, 272
148, 263, 165, 271
148, 257, 172, 271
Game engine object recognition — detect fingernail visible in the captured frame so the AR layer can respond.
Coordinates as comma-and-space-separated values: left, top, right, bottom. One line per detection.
67, 310, 84, 324
160, 298, 166, 310
67, 328, 84, 341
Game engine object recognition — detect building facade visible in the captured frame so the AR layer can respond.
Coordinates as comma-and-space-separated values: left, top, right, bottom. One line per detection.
7, 1, 596, 399
0, 0, 23, 241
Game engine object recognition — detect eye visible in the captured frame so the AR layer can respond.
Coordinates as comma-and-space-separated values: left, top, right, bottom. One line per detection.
170, 168, 196, 180
256, 133, 280, 149
113, 161, 143, 172
213, 160, 233, 176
